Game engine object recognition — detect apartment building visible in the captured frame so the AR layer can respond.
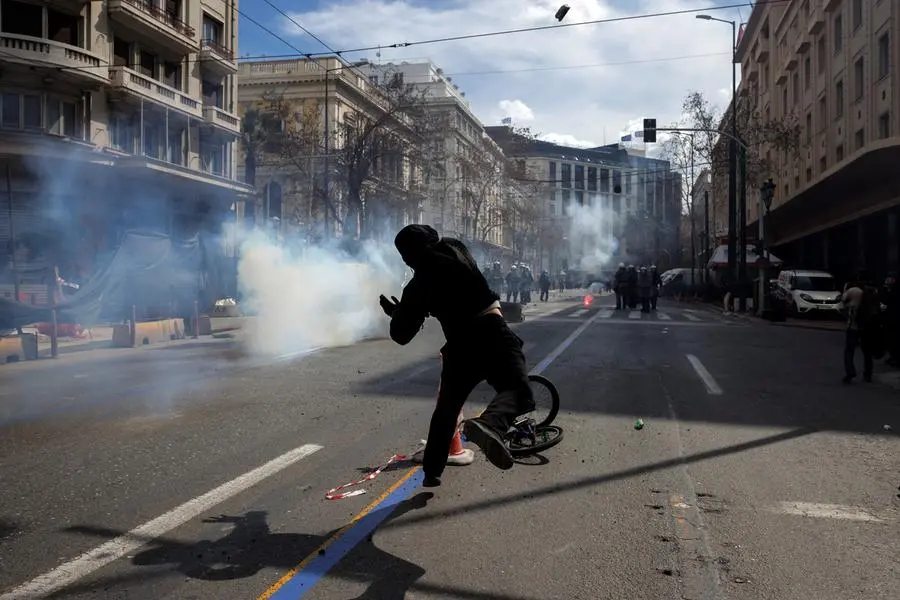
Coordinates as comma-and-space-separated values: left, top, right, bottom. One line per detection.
354, 60, 509, 256
236, 57, 424, 241
0, 0, 247, 302
486, 126, 681, 274
732, 0, 900, 281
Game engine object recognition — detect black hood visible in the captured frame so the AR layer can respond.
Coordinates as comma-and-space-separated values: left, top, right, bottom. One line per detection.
394, 224, 440, 268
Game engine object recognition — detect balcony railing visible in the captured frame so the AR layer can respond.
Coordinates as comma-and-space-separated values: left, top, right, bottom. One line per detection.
109, 66, 202, 117
120, 0, 195, 38
0, 33, 107, 83
201, 38, 232, 61
203, 105, 240, 135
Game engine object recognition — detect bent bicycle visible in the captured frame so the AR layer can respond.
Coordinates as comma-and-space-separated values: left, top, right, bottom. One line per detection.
502, 374, 564, 457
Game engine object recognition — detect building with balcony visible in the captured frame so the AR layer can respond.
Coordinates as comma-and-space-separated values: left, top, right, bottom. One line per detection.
0, 0, 248, 304
353, 61, 502, 250
733, 0, 900, 283
486, 126, 681, 275
236, 57, 425, 241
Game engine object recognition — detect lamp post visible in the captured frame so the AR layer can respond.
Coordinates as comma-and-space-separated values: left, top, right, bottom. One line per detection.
757, 178, 775, 316
696, 14, 738, 304
322, 59, 369, 239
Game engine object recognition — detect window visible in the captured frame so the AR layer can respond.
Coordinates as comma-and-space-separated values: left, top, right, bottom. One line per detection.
804, 54, 811, 89
1, 93, 19, 127
23, 94, 40, 129
852, 0, 862, 31
806, 167, 812, 182
818, 95, 827, 128
561, 189, 571, 214
817, 36, 826, 74
612, 170, 622, 193
575, 191, 584, 206
792, 72, 800, 105
560, 163, 571, 187
587, 167, 597, 191
820, 155, 827, 172
878, 33, 890, 79
1, 0, 43, 37
625, 172, 632, 194
202, 79, 223, 108
833, 14, 842, 54
835, 80, 843, 117
854, 56, 864, 99
782, 86, 788, 114
879, 112, 890, 138
854, 128, 864, 150
599, 168, 610, 193
836, 144, 844, 162
549, 161, 556, 183
202, 15, 223, 44
163, 61, 183, 90
574, 165, 584, 189
806, 111, 812, 141
139, 50, 156, 78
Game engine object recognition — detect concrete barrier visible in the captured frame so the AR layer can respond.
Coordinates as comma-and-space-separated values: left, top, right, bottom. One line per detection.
112, 318, 186, 348
1, 333, 39, 363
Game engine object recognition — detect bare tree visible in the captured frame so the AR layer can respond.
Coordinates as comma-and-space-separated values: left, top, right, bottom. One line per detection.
457, 140, 506, 243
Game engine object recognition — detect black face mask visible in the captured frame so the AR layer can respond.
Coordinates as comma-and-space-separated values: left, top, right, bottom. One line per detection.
394, 224, 440, 269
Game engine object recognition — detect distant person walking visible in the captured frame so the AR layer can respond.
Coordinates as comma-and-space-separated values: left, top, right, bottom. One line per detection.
841, 270, 883, 384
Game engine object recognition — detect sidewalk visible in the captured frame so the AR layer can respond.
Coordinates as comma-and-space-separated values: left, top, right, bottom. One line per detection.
685, 299, 846, 332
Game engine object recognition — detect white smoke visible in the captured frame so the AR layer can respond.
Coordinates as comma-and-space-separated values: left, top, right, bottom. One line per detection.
565, 201, 620, 274
236, 231, 407, 357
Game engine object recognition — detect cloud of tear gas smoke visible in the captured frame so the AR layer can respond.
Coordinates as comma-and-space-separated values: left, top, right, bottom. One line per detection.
236, 231, 407, 357
565, 200, 619, 274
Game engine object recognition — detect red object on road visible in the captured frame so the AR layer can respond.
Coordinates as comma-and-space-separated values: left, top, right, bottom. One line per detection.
583, 295, 594, 307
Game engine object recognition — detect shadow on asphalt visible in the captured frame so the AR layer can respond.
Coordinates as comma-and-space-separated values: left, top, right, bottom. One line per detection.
58, 496, 434, 599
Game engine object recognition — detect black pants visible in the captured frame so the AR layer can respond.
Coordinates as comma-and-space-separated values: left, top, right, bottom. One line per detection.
423, 315, 534, 478
615, 291, 624, 309
540, 288, 549, 301
651, 294, 658, 310
641, 296, 650, 312
506, 290, 518, 302
844, 328, 873, 379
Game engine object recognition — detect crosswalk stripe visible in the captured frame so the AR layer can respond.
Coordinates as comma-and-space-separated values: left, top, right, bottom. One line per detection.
628, 311, 642, 319
683, 313, 701, 322
597, 310, 614, 319
570, 308, 588, 318
657, 312, 672, 320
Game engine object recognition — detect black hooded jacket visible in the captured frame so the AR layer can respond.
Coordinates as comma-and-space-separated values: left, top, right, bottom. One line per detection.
390, 224, 499, 345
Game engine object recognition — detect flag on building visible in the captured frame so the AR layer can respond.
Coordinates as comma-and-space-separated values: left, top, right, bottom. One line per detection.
501, 117, 512, 125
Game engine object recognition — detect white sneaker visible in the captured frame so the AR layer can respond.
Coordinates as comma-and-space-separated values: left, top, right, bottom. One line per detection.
410, 447, 475, 466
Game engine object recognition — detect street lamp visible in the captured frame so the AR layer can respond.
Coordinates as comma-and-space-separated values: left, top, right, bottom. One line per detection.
696, 13, 739, 306
322, 58, 369, 239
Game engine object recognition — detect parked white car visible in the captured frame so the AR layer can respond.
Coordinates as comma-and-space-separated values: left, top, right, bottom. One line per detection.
774, 269, 843, 317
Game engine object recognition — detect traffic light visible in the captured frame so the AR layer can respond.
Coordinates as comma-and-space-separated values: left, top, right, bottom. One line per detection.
760, 178, 776, 211
642, 118, 657, 143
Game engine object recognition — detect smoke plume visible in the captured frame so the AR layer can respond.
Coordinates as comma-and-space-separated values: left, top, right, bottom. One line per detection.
236, 231, 406, 357
565, 200, 619, 274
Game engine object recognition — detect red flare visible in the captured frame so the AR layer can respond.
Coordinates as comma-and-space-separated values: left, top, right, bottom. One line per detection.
583, 295, 594, 307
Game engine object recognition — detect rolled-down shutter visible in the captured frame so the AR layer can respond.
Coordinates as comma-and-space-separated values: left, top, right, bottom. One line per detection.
0, 193, 53, 306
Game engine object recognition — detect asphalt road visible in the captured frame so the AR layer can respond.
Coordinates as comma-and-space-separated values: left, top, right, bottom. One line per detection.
1, 294, 898, 599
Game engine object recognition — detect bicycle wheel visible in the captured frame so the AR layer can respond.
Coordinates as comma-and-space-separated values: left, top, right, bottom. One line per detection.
527, 374, 560, 428
508, 425, 564, 457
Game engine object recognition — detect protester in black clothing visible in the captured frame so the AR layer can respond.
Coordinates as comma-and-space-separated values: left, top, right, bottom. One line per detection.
613, 264, 626, 309
882, 273, 900, 366
627, 265, 638, 309
379, 225, 535, 487
841, 270, 882, 384
505, 266, 520, 303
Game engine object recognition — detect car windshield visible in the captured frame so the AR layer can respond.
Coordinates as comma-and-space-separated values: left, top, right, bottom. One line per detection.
794, 276, 836, 291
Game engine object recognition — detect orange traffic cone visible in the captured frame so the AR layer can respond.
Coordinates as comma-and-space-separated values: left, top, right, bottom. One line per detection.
450, 410, 465, 455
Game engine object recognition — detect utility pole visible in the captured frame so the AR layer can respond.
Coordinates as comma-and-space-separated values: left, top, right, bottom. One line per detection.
689, 133, 696, 291
738, 144, 748, 312
704, 189, 710, 291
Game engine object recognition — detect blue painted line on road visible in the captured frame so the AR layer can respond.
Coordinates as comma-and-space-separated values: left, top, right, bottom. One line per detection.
267, 469, 424, 599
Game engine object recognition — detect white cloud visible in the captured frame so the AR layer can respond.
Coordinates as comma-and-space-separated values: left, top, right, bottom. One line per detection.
538, 133, 596, 148
497, 99, 535, 121
279, 0, 742, 149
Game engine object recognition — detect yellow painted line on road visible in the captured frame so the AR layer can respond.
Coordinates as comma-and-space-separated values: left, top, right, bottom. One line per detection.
257, 466, 421, 599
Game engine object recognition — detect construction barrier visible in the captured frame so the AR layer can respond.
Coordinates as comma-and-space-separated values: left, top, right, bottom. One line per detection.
0, 333, 38, 363
112, 318, 186, 348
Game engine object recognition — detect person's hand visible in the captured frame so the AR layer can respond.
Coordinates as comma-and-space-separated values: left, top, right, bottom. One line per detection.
379, 294, 400, 317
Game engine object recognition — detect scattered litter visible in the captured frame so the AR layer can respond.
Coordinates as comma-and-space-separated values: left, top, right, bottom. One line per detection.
634, 418, 645, 430
733, 577, 751, 584
325, 452, 408, 500
884, 424, 892, 431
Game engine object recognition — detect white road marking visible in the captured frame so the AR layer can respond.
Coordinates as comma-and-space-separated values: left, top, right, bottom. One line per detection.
569, 308, 588, 318
686, 354, 723, 395
769, 502, 887, 522
628, 311, 642, 320
683, 312, 701, 322
657, 312, 672, 320
531, 310, 602, 375
597, 310, 614, 319
0, 444, 324, 600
